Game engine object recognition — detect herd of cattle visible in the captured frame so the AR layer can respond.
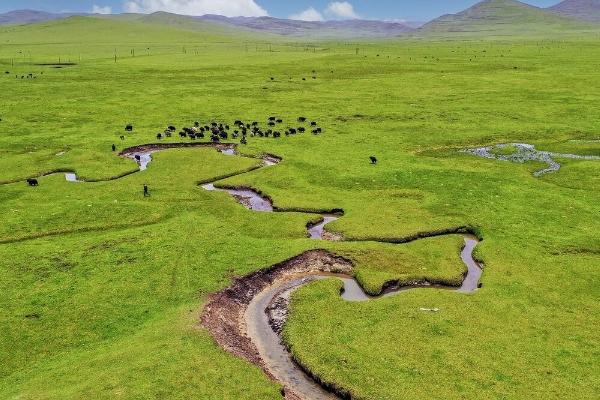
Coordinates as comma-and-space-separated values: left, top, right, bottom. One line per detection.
124, 116, 323, 145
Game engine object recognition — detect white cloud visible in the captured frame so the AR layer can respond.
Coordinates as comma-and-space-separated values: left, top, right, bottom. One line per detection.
122, 0, 268, 17
289, 7, 323, 22
325, 1, 359, 20
92, 5, 113, 14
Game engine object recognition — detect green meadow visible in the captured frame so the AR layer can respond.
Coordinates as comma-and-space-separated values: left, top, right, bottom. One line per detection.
1, 15, 599, 399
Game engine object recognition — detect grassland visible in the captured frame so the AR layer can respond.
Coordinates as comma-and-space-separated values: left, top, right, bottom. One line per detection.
0, 15, 599, 399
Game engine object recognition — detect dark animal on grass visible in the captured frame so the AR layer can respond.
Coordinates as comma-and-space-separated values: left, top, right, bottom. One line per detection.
168, 125, 176, 131
232, 132, 239, 139
179, 131, 186, 138
298, 117, 306, 122
268, 121, 276, 127
194, 121, 200, 127
289, 128, 297, 134
225, 125, 230, 130
211, 122, 217, 127
311, 121, 317, 126
370, 156, 378, 165
269, 117, 276, 121
156, 133, 163, 140
189, 133, 196, 140
312, 129, 319, 135
112, 144, 116, 152
27, 178, 39, 186
298, 127, 306, 133
316, 127, 322, 133
211, 135, 220, 143
241, 136, 247, 145
125, 124, 133, 131
273, 131, 281, 138
143, 184, 150, 197
165, 131, 172, 138
120, 136, 125, 141
198, 132, 205, 138
276, 119, 282, 124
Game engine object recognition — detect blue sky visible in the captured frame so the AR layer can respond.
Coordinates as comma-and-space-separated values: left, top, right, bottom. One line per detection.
1, 0, 562, 21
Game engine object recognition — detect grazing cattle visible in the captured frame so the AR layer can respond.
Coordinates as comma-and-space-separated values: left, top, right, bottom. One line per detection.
190, 133, 196, 140
270, 77, 274, 81
298, 117, 306, 122
112, 144, 116, 152
312, 129, 319, 135
311, 121, 317, 126
234, 120, 242, 126
302, 78, 306, 81
298, 127, 306, 133
194, 121, 200, 127
276, 119, 283, 124
125, 124, 133, 131
289, 128, 297, 134
273, 131, 281, 138
211, 134, 220, 143
26, 178, 39, 186
166, 131, 172, 138
241, 136, 247, 145
370, 156, 378, 165
168, 125, 176, 131
225, 125, 230, 130
156, 133, 163, 140
179, 131, 186, 138
232, 132, 239, 139
252, 121, 258, 126
120, 135, 125, 141
211, 122, 217, 127
316, 127, 322, 133
198, 132, 205, 138
268, 121, 276, 127
269, 117, 276, 121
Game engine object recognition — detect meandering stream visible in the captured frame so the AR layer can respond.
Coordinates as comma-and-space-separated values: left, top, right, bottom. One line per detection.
14, 142, 484, 399
463, 143, 600, 176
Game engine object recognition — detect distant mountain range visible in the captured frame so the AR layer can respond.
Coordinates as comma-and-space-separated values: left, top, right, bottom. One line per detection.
418, 0, 596, 37
1, 0, 600, 38
195, 14, 416, 37
550, 0, 600, 22
0, 9, 88, 25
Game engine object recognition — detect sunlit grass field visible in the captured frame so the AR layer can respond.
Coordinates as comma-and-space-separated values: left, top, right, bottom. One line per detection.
0, 16, 599, 399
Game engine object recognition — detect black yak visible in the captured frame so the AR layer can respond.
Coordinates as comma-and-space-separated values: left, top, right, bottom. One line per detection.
27, 178, 39, 186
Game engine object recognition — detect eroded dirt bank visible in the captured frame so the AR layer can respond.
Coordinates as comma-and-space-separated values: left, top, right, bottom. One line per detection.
201, 250, 352, 375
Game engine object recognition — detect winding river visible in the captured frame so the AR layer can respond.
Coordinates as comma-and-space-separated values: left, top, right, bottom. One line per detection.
14, 142, 483, 399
